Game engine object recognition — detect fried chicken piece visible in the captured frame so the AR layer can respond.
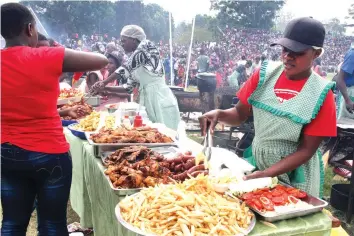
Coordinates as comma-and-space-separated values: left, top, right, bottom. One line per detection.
143, 176, 159, 187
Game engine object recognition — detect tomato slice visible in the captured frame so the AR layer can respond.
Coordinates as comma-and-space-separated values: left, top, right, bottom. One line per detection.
272, 196, 286, 205
246, 200, 261, 211
252, 199, 263, 210
297, 191, 307, 199
271, 190, 283, 197
242, 192, 254, 200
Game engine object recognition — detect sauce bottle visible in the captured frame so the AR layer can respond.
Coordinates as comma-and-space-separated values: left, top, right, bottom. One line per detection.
133, 115, 143, 128
122, 115, 131, 128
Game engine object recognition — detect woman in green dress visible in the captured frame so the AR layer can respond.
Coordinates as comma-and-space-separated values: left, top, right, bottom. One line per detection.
90, 25, 180, 130
198, 17, 337, 198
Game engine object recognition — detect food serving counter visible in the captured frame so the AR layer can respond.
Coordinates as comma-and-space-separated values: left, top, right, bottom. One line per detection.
65, 129, 332, 236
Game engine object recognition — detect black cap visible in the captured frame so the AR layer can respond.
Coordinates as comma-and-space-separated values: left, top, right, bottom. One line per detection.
271, 17, 325, 52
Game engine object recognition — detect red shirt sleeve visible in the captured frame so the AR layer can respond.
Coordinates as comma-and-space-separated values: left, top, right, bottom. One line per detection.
303, 90, 337, 137
34, 47, 65, 79
236, 69, 260, 106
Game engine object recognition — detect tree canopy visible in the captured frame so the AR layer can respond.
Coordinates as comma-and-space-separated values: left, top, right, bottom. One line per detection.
211, 0, 285, 30
20, 0, 172, 42
325, 18, 346, 36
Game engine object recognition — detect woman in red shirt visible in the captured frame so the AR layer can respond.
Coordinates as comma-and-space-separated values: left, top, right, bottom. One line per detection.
1, 3, 108, 236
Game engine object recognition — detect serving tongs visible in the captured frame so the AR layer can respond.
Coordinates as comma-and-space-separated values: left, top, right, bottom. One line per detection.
201, 122, 213, 167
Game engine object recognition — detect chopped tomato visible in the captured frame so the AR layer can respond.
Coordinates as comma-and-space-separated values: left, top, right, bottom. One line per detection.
262, 202, 274, 211
272, 196, 286, 205
297, 191, 307, 199
242, 192, 254, 200
271, 190, 283, 197
252, 199, 263, 210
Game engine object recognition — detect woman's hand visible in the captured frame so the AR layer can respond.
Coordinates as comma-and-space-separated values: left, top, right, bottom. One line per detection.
67, 105, 86, 119
198, 109, 221, 136
89, 81, 105, 95
243, 171, 268, 180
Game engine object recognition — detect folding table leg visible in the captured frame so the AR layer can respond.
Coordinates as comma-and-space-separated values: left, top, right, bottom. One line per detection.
346, 151, 354, 223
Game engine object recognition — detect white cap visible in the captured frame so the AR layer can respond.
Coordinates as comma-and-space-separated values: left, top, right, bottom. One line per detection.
120, 25, 146, 42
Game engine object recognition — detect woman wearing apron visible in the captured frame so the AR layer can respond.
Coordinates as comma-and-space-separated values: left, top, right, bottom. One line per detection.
90, 25, 180, 130
199, 17, 337, 198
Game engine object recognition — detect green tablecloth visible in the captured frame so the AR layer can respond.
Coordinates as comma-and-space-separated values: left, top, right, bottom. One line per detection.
65, 130, 332, 236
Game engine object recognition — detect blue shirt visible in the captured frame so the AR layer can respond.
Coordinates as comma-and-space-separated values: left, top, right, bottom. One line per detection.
341, 48, 354, 87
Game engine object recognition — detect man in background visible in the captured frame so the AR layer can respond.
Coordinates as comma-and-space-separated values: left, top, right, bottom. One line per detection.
335, 43, 354, 119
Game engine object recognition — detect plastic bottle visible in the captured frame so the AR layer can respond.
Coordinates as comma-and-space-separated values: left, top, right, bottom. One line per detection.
122, 115, 131, 128
133, 115, 143, 128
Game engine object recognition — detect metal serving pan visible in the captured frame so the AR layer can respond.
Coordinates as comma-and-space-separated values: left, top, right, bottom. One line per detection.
101, 147, 179, 194
246, 183, 328, 222
84, 96, 101, 107
115, 194, 256, 236
86, 132, 178, 157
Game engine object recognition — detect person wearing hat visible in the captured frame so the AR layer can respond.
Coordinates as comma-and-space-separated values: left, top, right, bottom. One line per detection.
199, 17, 337, 197
90, 25, 180, 130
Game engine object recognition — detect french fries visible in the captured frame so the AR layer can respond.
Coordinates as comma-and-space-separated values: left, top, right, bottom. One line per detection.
119, 175, 254, 236
73, 111, 100, 131
104, 115, 115, 130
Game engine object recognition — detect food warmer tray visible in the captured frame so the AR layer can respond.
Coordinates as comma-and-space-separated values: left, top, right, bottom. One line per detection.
100, 147, 179, 164
85, 132, 178, 157
245, 183, 328, 222
115, 194, 256, 236
101, 147, 179, 194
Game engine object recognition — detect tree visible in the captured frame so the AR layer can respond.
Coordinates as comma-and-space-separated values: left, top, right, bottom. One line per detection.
274, 10, 294, 32
349, 3, 354, 20
325, 18, 346, 36
211, 0, 285, 30
20, 1, 172, 42
142, 3, 173, 42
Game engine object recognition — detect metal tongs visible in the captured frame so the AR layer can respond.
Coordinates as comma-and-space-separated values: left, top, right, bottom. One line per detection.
201, 122, 213, 163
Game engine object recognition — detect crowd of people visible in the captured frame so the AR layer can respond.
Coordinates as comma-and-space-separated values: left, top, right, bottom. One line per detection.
159, 28, 354, 87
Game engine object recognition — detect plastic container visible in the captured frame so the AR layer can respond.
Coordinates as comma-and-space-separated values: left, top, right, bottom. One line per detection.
133, 115, 143, 128
122, 115, 131, 128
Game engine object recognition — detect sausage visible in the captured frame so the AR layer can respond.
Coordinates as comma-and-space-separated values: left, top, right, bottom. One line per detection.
190, 170, 209, 177
182, 155, 195, 162
172, 171, 189, 181
174, 163, 184, 172
185, 151, 192, 155
164, 154, 184, 164
182, 159, 195, 171
187, 164, 205, 174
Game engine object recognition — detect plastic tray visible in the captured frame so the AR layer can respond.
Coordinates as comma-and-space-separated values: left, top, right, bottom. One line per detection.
61, 120, 78, 127
245, 183, 328, 222
85, 132, 178, 148
67, 124, 87, 140
115, 194, 256, 236
101, 147, 179, 193
57, 96, 81, 105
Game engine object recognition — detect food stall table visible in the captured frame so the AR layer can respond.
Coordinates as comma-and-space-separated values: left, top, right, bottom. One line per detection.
329, 118, 354, 223
65, 130, 332, 236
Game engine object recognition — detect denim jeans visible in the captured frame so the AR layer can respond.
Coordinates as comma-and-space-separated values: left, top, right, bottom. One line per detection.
1, 143, 72, 236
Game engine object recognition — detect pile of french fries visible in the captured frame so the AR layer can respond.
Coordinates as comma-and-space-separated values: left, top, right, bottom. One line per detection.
74, 111, 100, 131
119, 174, 253, 236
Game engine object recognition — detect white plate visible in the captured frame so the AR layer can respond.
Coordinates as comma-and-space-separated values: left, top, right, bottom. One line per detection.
115, 193, 256, 236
